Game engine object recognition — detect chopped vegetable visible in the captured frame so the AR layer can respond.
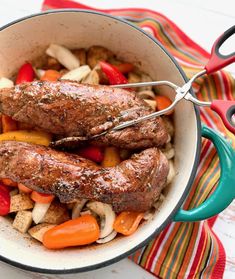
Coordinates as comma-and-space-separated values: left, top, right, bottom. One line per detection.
15, 63, 35, 84
87, 46, 113, 69
167, 160, 175, 184
18, 183, 32, 194
140, 73, 152, 91
32, 202, 51, 224
41, 70, 61, 81
101, 147, 121, 167
46, 57, 61, 71
72, 49, 86, 65
61, 65, 91, 82
10, 193, 34, 213
35, 69, 46, 79
82, 69, 99, 85
115, 63, 134, 74
72, 199, 87, 219
0, 77, 14, 88
31, 192, 55, 204
28, 223, 56, 242
0, 130, 52, 146
2, 178, 17, 187
87, 201, 116, 238
144, 99, 157, 110
42, 200, 70, 225
113, 211, 144, 236
0, 186, 10, 215
46, 44, 80, 70
155, 95, 173, 115
78, 146, 104, 163
2, 115, 17, 133
9, 189, 19, 197
138, 90, 156, 100
96, 230, 117, 244
0, 183, 10, 194
42, 215, 100, 249
99, 61, 128, 85
128, 72, 141, 83
13, 210, 32, 233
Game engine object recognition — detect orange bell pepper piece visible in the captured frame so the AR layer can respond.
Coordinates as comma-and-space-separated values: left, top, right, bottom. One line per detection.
43, 215, 100, 249
113, 211, 144, 236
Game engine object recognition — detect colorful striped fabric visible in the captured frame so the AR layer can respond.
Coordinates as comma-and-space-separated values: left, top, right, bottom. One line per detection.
43, 1, 235, 278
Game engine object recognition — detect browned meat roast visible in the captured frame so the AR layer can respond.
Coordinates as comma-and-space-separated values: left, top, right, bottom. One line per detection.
0, 141, 169, 212
0, 81, 168, 149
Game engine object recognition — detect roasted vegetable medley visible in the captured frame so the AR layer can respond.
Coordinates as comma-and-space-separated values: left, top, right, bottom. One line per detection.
0, 44, 175, 249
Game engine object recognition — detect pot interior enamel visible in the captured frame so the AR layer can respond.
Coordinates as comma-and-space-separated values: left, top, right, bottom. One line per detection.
0, 11, 200, 273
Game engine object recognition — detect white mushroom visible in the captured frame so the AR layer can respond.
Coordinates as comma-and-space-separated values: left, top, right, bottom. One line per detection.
87, 201, 116, 238
46, 44, 80, 70
96, 230, 117, 244
72, 199, 87, 219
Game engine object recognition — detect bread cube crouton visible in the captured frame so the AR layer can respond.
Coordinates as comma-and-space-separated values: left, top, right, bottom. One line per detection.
42, 200, 70, 224
28, 223, 56, 242
13, 210, 33, 233
10, 194, 34, 213
72, 48, 87, 65
87, 46, 113, 68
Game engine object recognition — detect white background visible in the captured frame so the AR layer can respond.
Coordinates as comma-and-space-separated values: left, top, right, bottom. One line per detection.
0, 0, 234, 278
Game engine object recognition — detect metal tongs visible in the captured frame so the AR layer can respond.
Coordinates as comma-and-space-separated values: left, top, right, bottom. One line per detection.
52, 26, 235, 147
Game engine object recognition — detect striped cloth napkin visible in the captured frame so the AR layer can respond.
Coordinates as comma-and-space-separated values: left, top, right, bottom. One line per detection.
42, 1, 235, 278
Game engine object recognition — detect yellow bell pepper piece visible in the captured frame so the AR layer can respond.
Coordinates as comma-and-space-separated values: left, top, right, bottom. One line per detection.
0, 130, 52, 146
101, 147, 121, 167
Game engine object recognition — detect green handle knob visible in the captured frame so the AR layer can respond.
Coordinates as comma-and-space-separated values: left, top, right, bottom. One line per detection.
174, 124, 235, 222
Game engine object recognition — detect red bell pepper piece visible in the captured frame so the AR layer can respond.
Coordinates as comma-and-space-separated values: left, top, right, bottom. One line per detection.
115, 63, 134, 74
0, 186, 10, 216
78, 146, 104, 163
99, 61, 128, 85
0, 183, 10, 194
16, 62, 35, 84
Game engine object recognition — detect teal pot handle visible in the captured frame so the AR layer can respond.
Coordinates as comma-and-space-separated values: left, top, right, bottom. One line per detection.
174, 124, 235, 222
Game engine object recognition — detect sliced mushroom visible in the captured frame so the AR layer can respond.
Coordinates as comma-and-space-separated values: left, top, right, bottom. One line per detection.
96, 230, 117, 244
87, 201, 116, 238
72, 199, 87, 219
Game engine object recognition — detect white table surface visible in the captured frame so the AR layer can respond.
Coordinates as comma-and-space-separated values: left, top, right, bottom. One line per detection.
0, 1, 234, 278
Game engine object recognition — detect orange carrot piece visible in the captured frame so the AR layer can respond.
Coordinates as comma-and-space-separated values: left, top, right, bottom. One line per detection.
155, 95, 173, 115
31, 191, 55, 204
18, 183, 32, 194
41, 70, 62, 81
2, 178, 18, 187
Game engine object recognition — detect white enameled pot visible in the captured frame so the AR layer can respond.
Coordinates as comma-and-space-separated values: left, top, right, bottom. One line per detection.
0, 10, 234, 274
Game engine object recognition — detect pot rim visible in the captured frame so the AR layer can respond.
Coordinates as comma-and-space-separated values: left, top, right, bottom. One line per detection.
0, 9, 202, 274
